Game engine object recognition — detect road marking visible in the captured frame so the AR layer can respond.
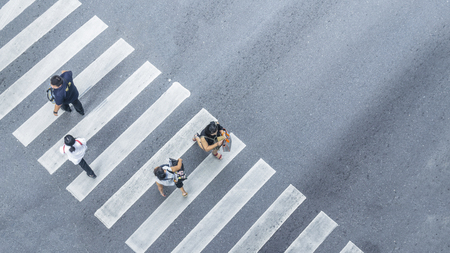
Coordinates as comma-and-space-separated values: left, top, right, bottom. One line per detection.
95, 108, 216, 229
0, 0, 37, 31
0, 0, 81, 72
229, 184, 306, 253
66, 82, 190, 201
0, 15, 107, 121
340, 241, 364, 253
125, 133, 246, 253
13, 38, 134, 146
37, 61, 161, 174
171, 159, 276, 253
285, 211, 338, 253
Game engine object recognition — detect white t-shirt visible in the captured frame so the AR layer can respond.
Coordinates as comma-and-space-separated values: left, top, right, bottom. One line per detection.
60, 138, 87, 165
155, 165, 175, 187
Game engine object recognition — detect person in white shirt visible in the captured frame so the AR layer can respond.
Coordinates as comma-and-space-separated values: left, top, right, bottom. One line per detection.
154, 158, 188, 197
60, 135, 96, 178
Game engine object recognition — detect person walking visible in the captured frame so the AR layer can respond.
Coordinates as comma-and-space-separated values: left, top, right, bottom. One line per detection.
60, 135, 96, 178
193, 121, 226, 160
154, 158, 188, 197
50, 70, 84, 116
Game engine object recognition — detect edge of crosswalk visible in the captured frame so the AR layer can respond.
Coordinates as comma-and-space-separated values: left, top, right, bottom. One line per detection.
340, 241, 364, 253
285, 211, 338, 253
171, 159, 276, 253
0, 0, 37, 31
0, 0, 81, 72
0, 15, 107, 121
229, 184, 306, 253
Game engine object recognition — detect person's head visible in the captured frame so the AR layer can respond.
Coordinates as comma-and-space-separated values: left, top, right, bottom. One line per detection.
64, 135, 76, 152
206, 121, 218, 136
50, 75, 63, 89
154, 166, 166, 180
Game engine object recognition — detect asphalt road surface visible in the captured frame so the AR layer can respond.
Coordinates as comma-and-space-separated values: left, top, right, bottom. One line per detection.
1, 0, 450, 252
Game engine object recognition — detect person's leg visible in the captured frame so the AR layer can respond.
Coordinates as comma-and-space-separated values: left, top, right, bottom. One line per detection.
179, 186, 188, 197
71, 99, 84, 115
61, 103, 72, 112
79, 158, 96, 178
212, 149, 222, 160
175, 181, 188, 197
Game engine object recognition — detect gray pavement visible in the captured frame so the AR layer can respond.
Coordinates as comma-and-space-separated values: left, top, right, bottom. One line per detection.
1, 0, 450, 252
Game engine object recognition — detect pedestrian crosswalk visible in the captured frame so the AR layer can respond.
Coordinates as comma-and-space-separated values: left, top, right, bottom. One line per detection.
13, 38, 134, 147
0, 15, 107, 121
38, 61, 161, 174
170, 159, 276, 253
124, 132, 246, 252
95, 108, 217, 229
0, 0, 36, 31
0, 0, 81, 72
66, 82, 190, 202
229, 184, 306, 253
1, 1, 363, 252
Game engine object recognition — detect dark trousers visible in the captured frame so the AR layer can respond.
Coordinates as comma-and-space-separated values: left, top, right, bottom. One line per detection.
79, 158, 95, 176
61, 99, 84, 113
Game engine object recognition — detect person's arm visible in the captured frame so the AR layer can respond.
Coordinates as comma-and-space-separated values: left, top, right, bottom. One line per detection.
156, 182, 166, 197
197, 137, 223, 152
53, 104, 62, 116
171, 158, 183, 172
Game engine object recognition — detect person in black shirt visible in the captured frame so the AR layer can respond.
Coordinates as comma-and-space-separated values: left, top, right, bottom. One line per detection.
50, 70, 84, 116
193, 121, 225, 160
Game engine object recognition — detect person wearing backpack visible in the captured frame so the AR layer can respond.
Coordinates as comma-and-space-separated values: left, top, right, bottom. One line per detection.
154, 158, 188, 197
60, 135, 96, 178
193, 121, 226, 160
50, 70, 85, 116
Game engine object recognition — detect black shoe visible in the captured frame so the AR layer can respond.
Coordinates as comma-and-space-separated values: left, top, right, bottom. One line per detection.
88, 173, 96, 178
77, 110, 85, 115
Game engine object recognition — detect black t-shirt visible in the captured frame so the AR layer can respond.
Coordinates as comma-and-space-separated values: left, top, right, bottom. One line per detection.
53, 71, 79, 105
200, 123, 224, 145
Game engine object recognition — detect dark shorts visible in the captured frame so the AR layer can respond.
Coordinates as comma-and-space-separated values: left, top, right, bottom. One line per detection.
175, 180, 184, 188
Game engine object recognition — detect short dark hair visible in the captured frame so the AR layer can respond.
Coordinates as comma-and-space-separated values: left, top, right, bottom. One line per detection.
206, 121, 218, 135
154, 167, 166, 180
50, 75, 63, 87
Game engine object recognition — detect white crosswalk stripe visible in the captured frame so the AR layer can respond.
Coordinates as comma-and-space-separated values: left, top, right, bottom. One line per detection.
95, 108, 216, 229
38, 61, 161, 174
285, 211, 338, 253
171, 159, 275, 253
66, 82, 190, 201
0, 15, 107, 121
0, 0, 81, 72
0, 0, 36, 31
125, 133, 246, 253
229, 184, 306, 253
13, 38, 134, 147
340, 241, 364, 253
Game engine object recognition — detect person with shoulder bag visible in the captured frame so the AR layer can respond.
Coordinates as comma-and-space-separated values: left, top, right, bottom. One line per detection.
154, 158, 188, 197
60, 135, 96, 178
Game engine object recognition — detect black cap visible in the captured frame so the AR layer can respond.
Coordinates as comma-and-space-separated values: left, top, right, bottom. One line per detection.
64, 135, 76, 146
